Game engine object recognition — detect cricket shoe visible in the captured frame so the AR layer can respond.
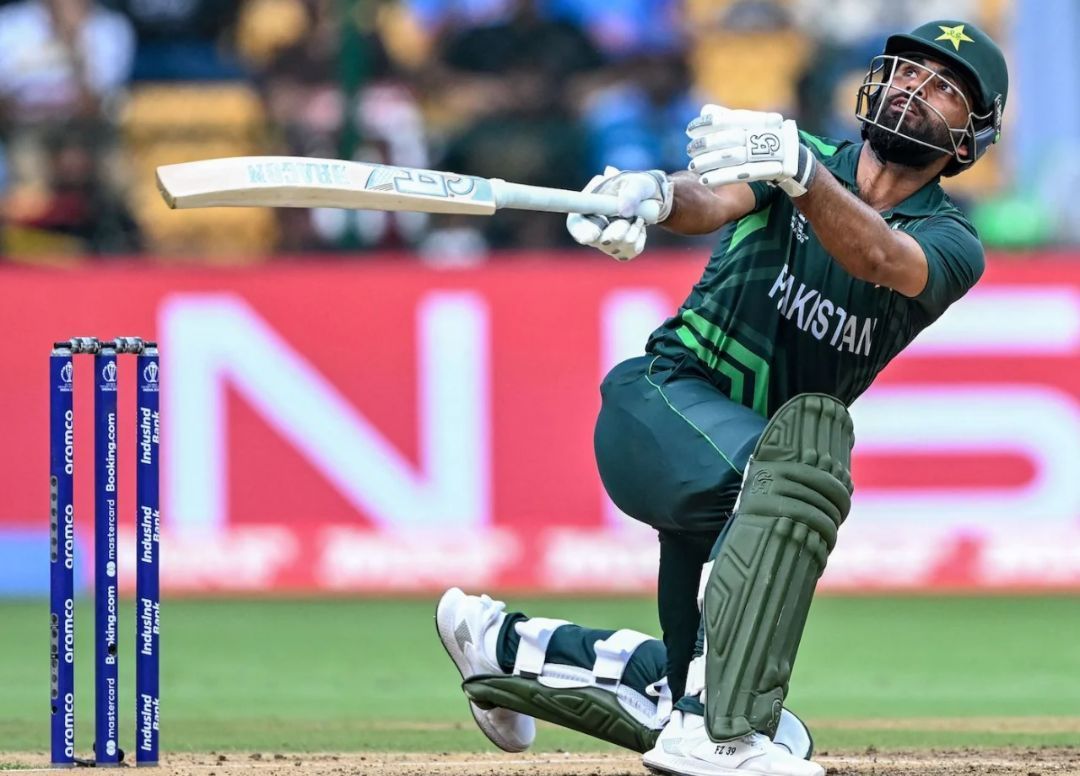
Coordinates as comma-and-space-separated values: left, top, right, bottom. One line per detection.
772, 708, 813, 760
643, 710, 824, 776
435, 587, 535, 752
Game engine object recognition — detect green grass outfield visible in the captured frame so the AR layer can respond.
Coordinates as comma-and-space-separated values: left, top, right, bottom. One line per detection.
1, 596, 1078, 755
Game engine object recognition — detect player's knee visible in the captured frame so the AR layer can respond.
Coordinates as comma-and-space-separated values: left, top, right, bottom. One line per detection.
736, 393, 854, 544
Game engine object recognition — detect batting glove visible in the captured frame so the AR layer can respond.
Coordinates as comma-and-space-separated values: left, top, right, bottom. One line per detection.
686, 105, 816, 197
566, 167, 673, 261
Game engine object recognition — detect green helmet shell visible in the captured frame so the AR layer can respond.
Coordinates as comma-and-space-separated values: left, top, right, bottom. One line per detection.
885, 20, 1008, 115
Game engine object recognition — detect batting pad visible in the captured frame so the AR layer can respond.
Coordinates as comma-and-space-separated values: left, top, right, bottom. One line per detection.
703, 393, 853, 741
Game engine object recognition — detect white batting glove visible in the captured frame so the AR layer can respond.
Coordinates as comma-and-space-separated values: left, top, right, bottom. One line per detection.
686, 105, 816, 197
566, 167, 673, 261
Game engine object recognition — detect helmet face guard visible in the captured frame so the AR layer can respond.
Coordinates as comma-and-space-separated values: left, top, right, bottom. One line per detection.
855, 54, 1001, 170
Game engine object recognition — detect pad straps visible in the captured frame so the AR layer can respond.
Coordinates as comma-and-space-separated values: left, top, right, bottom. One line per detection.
593, 629, 652, 686
512, 618, 569, 678
646, 678, 673, 725
684, 560, 713, 698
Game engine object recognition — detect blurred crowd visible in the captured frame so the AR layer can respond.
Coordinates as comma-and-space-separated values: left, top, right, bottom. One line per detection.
0, 0, 1069, 262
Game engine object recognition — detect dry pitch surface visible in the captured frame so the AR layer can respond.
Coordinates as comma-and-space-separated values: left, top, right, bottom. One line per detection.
8, 749, 1080, 776
9, 718, 1080, 774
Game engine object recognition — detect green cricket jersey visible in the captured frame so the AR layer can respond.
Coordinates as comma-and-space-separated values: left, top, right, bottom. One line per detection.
646, 132, 984, 417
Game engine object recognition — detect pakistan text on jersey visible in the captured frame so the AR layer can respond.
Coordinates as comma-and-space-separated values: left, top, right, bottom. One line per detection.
768, 265, 878, 356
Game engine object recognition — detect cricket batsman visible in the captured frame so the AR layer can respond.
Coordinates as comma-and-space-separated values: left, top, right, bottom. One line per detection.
435, 20, 1007, 776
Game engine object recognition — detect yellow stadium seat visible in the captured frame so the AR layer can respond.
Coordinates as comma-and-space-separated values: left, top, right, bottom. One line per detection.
121, 84, 278, 258
376, 3, 434, 70
121, 83, 266, 137
131, 140, 262, 171
976, 0, 1010, 34
691, 30, 810, 113
683, 0, 739, 25
236, 0, 310, 67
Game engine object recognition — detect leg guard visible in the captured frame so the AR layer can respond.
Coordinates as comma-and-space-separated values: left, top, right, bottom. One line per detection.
702, 393, 853, 740
464, 620, 671, 753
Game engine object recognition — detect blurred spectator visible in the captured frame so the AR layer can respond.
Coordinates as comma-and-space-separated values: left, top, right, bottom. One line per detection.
3, 124, 139, 256
105, 0, 245, 80
407, 0, 516, 33
0, 0, 134, 121
577, 50, 703, 251
0, 0, 138, 258
581, 53, 697, 173
548, 0, 683, 59
236, 0, 313, 69
407, 0, 684, 58
425, 0, 605, 249
790, 0, 979, 47
0, 0, 1053, 257
254, 0, 431, 251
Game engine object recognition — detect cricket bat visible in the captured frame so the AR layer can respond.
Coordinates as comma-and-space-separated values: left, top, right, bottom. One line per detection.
156, 156, 661, 221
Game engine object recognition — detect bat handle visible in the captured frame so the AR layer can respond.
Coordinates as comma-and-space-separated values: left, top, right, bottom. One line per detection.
492, 181, 661, 222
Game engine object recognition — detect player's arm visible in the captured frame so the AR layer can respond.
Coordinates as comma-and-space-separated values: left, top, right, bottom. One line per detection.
683, 104, 931, 295
662, 171, 757, 235
791, 168, 927, 296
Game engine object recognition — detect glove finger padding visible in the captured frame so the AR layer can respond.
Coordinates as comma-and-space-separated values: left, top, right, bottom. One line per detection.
600, 217, 647, 261
601, 217, 631, 245
687, 105, 783, 138
567, 212, 607, 246
685, 104, 806, 192
687, 129, 747, 158
619, 218, 647, 261
699, 160, 785, 188
690, 146, 749, 174
630, 219, 647, 257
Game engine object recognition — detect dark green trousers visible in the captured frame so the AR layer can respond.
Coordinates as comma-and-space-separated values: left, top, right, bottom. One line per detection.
593, 355, 766, 699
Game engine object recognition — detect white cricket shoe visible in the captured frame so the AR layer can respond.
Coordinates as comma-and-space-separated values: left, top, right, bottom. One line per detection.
435, 587, 536, 752
773, 708, 813, 760
643, 710, 824, 776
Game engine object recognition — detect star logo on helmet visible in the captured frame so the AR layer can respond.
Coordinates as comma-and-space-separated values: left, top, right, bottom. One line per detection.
936, 24, 974, 51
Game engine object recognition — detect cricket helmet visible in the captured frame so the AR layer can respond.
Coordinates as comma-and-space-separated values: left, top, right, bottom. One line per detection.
856, 20, 1008, 175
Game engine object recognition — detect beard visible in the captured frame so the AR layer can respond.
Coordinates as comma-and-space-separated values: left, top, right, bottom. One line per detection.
864, 97, 954, 169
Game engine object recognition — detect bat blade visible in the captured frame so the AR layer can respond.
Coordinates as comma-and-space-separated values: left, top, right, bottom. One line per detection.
156, 156, 498, 215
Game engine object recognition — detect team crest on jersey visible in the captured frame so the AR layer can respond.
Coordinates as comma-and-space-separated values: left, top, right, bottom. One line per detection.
790, 211, 809, 244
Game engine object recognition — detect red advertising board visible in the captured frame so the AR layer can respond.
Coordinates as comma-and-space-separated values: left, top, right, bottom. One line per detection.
2, 254, 1078, 595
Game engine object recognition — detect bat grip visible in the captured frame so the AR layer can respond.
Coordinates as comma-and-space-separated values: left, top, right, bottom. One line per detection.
493, 181, 661, 221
